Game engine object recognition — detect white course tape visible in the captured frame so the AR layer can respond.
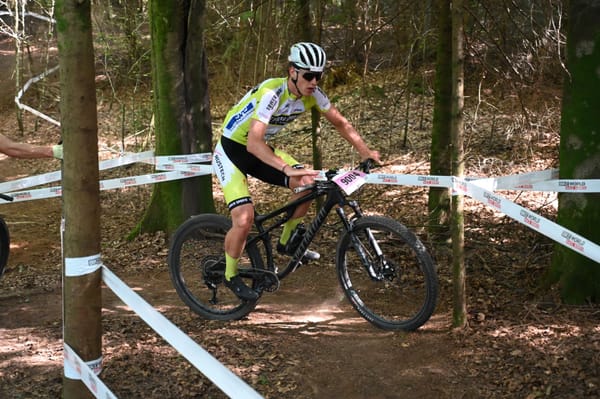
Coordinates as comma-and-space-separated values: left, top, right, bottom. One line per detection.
101, 265, 263, 399
154, 163, 213, 174
0, 169, 61, 195
524, 179, 600, 193
493, 169, 559, 190
461, 177, 600, 263
99, 170, 208, 191
0, 10, 55, 24
64, 345, 117, 399
9, 11, 60, 127
15, 65, 61, 126
100, 150, 155, 169
366, 173, 454, 188
2, 151, 597, 264
63, 349, 102, 378
0, 151, 213, 203
153, 153, 212, 164
0, 151, 153, 201
1, 170, 210, 203
65, 254, 103, 277
463, 168, 600, 193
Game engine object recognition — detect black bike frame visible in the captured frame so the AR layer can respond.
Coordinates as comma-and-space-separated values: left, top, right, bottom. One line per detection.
247, 177, 364, 277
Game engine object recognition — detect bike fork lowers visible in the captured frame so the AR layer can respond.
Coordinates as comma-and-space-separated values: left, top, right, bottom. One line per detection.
337, 201, 385, 280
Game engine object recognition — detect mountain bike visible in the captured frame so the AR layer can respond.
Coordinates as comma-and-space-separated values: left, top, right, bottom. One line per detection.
168, 161, 438, 331
0, 193, 14, 278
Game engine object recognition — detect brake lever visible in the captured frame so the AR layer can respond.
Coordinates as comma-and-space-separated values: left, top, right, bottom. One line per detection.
359, 158, 376, 173
292, 184, 315, 194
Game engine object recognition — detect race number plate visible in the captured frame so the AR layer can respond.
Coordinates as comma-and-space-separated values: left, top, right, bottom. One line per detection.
333, 170, 367, 195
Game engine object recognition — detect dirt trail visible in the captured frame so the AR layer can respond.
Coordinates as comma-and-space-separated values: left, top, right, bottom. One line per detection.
1, 35, 599, 399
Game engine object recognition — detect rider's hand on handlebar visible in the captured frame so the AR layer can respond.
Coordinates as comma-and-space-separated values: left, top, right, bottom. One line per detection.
362, 150, 382, 166
283, 165, 320, 178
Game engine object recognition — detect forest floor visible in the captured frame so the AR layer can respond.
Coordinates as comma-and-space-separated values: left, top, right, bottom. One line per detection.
0, 36, 599, 398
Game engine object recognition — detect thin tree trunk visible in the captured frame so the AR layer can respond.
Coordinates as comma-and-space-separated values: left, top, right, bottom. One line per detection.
296, 0, 324, 208
428, 0, 452, 243
451, 0, 467, 329
56, 0, 101, 397
14, 0, 24, 134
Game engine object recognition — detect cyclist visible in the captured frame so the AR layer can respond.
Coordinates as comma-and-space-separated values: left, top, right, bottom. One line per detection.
0, 134, 62, 159
212, 42, 381, 300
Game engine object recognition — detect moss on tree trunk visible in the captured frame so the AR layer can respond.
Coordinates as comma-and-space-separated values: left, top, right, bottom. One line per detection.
134, 0, 214, 237
548, 0, 600, 303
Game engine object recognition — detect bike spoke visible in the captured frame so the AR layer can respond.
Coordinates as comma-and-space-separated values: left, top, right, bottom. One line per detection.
168, 215, 259, 320
338, 217, 437, 331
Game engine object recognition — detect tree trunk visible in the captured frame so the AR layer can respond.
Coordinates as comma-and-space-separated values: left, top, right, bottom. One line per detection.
428, 0, 452, 243
56, 1, 101, 397
136, 0, 214, 237
549, 0, 600, 303
296, 0, 324, 208
450, 0, 467, 329
14, 0, 24, 135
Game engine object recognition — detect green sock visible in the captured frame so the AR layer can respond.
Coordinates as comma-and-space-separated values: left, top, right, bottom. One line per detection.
225, 253, 238, 281
280, 218, 302, 245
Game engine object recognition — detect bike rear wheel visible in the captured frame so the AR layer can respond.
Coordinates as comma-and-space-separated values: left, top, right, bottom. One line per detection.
336, 216, 438, 331
0, 217, 9, 278
168, 214, 264, 321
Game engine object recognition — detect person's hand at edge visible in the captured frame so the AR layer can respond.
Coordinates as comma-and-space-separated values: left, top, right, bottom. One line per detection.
52, 144, 63, 159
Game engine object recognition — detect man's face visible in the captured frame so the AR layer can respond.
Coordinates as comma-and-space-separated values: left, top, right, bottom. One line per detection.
291, 67, 323, 96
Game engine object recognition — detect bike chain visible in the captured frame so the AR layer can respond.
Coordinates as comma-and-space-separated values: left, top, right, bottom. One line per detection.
239, 268, 280, 293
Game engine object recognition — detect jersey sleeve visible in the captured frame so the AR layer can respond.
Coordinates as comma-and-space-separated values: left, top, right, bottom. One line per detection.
313, 87, 331, 113
253, 86, 282, 125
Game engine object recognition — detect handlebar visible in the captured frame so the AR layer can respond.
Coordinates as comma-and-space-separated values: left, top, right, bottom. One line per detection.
358, 158, 377, 173
0, 193, 14, 202
292, 158, 378, 194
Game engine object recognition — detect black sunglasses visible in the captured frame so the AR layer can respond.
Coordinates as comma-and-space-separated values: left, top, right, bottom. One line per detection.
299, 70, 323, 82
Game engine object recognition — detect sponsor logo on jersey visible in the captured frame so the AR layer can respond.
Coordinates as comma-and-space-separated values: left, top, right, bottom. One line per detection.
225, 101, 254, 131
266, 94, 278, 112
214, 151, 226, 182
270, 113, 300, 126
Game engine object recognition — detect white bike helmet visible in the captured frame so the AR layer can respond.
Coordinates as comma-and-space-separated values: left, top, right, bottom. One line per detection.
288, 42, 327, 72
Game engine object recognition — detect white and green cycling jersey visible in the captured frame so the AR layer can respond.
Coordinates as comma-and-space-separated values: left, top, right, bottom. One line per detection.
214, 77, 332, 209
222, 77, 331, 145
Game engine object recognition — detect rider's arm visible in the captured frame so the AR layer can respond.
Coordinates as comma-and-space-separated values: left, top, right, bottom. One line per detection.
247, 120, 318, 178
323, 105, 381, 164
247, 119, 290, 172
0, 134, 61, 159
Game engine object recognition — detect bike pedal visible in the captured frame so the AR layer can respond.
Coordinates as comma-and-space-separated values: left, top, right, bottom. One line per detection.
238, 268, 280, 293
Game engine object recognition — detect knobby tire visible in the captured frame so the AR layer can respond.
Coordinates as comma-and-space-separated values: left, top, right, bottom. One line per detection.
336, 216, 438, 331
0, 218, 9, 278
167, 214, 263, 321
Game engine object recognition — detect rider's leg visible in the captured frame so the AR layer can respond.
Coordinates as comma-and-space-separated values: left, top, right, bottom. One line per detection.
223, 203, 258, 300
278, 176, 320, 261
279, 175, 312, 246
224, 203, 253, 278
279, 200, 311, 245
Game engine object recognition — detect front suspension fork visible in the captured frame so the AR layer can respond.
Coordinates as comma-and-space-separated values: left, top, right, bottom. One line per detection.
336, 202, 385, 280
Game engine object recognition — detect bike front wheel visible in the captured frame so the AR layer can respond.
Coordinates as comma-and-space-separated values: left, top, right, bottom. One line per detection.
168, 214, 263, 321
336, 216, 438, 331
0, 217, 9, 279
